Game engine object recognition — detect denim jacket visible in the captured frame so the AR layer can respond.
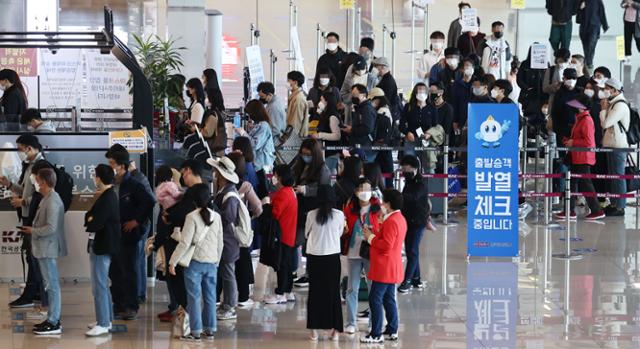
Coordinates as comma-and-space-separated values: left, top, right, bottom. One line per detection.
249, 121, 275, 171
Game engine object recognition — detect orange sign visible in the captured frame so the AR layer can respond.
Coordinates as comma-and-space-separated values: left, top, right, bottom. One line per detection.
0, 48, 38, 76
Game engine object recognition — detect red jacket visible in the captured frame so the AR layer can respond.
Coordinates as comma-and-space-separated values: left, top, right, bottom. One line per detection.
569, 110, 596, 165
271, 186, 298, 247
368, 211, 407, 284
342, 198, 383, 255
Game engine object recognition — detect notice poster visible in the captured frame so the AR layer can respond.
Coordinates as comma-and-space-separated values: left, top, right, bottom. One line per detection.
245, 45, 265, 99
0, 48, 38, 76
461, 8, 479, 33
467, 262, 517, 349
530, 43, 549, 69
616, 36, 626, 61
467, 103, 519, 257
83, 50, 131, 109
38, 49, 83, 109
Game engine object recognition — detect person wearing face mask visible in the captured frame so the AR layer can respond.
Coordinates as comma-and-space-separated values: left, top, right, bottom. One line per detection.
84, 164, 121, 337
202, 68, 225, 112
278, 71, 309, 165
481, 21, 512, 80
316, 32, 347, 88
360, 189, 407, 344
308, 68, 340, 119
417, 31, 446, 83
312, 92, 342, 174
592, 66, 612, 89
432, 47, 461, 87
518, 44, 550, 129
185, 78, 205, 127
583, 80, 607, 200
367, 89, 395, 187
599, 78, 631, 216
358, 37, 376, 72
341, 179, 382, 334
19, 168, 67, 335
576, 0, 609, 70
452, 58, 481, 134
334, 156, 364, 210
397, 155, 431, 294
571, 54, 590, 89
550, 69, 581, 145
340, 56, 373, 124
457, 26, 486, 59
555, 95, 605, 220
470, 76, 495, 104
19, 109, 56, 133
257, 81, 286, 139
447, 2, 480, 48
0, 69, 28, 120
263, 164, 298, 304
106, 149, 156, 321
429, 82, 454, 138
543, 48, 572, 111
399, 83, 438, 162
491, 79, 517, 104
373, 57, 399, 113
342, 84, 378, 162
0, 135, 46, 309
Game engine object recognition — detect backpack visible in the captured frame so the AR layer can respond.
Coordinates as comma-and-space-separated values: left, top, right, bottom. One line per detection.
614, 100, 640, 146
44, 161, 73, 211
373, 108, 401, 146
222, 191, 253, 247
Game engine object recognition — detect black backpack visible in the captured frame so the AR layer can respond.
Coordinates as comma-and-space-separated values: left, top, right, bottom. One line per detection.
614, 100, 640, 146
44, 161, 74, 211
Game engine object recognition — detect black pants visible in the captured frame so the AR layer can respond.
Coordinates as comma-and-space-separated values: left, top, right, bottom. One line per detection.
276, 244, 294, 295
376, 151, 394, 188
109, 242, 140, 312
22, 249, 47, 306
579, 27, 600, 67
625, 20, 640, 56
235, 247, 255, 302
256, 169, 268, 199
569, 164, 600, 213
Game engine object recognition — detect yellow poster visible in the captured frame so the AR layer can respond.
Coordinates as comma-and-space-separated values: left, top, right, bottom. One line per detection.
616, 36, 626, 60
339, 0, 355, 10
109, 129, 148, 153
511, 0, 525, 9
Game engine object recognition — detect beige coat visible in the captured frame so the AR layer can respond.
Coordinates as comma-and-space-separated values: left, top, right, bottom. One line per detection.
287, 88, 309, 137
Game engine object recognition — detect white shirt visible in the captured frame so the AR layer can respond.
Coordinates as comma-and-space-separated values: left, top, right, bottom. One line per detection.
305, 208, 345, 256
417, 50, 445, 82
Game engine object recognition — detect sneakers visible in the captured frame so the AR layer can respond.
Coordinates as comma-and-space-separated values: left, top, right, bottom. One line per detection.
294, 276, 309, 288
358, 309, 369, 318
202, 330, 215, 340
584, 210, 605, 220
180, 333, 201, 342
286, 292, 296, 302
115, 309, 138, 321
263, 294, 287, 304
555, 211, 577, 220
237, 298, 255, 308
398, 282, 411, 294
217, 309, 237, 321
412, 280, 425, 289
86, 325, 110, 337
605, 207, 625, 217
87, 322, 112, 330
344, 325, 357, 334
9, 296, 35, 308
33, 321, 62, 335
360, 333, 384, 343
383, 328, 399, 341
309, 329, 319, 341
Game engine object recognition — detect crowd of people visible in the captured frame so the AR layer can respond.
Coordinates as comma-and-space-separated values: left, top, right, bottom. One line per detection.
0, 0, 639, 344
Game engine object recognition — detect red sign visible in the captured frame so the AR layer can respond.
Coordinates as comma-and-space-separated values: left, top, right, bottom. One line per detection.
0, 48, 38, 76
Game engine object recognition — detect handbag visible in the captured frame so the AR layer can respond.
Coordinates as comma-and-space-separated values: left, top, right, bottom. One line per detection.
359, 240, 370, 260
171, 306, 190, 338
626, 154, 640, 193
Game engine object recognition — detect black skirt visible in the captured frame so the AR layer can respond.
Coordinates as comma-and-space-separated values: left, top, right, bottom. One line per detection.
306, 253, 343, 331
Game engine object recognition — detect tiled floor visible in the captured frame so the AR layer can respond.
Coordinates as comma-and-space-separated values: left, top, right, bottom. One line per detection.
2, 205, 640, 348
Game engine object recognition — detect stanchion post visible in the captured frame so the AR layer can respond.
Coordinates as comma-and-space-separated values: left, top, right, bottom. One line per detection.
543, 144, 550, 225
382, 24, 388, 58
521, 124, 528, 194
443, 144, 449, 225
553, 171, 583, 260
316, 23, 322, 62
410, 1, 416, 88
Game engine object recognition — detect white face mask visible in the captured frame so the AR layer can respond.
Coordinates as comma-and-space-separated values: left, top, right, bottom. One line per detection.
319, 77, 330, 86
564, 79, 577, 88
446, 58, 459, 69
558, 62, 569, 69
584, 89, 595, 98
472, 87, 485, 96
271, 175, 279, 186
317, 101, 326, 113
416, 93, 428, 102
18, 151, 28, 162
30, 174, 40, 192
357, 191, 372, 202
490, 89, 501, 99
286, 84, 294, 91
327, 42, 338, 51
431, 41, 444, 50
464, 67, 474, 77
599, 90, 611, 100
594, 77, 607, 88
541, 107, 549, 115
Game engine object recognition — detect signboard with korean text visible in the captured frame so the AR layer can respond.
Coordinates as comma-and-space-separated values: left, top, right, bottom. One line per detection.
530, 43, 549, 69
0, 48, 38, 76
467, 103, 519, 257
339, 0, 355, 9
245, 45, 265, 100
461, 8, 479, 33
109, 129, 148, 154
511, 0, 525, 9
616, 36, 626, 61
467, 262, 517, 349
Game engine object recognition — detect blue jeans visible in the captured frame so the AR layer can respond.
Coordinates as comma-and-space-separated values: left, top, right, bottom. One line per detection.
136, 236, 147, 300
369, 282, 398, 337
607, 152, 627, 209
404, 226, 425, 284
346, 258, 370, 326
90, 248, 113, 327
37, 258, 61, 324
184, 261, 218, 335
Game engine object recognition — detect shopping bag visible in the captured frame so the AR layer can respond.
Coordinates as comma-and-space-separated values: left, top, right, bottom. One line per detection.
171, 306, 190, 338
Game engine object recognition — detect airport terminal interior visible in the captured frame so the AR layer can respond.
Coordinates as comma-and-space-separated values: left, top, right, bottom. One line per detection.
0, 0, 640, 348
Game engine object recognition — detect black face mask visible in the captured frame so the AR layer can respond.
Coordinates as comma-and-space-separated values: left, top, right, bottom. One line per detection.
494, 31, 504, 39
351, 97, 361, 106
259, 97, 268, 104
430, 93, 440, 102
403, 171, 415, 180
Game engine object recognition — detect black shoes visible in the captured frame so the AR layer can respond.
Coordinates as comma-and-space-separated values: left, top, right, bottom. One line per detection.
9, 296, 35, 308
33, 320, 62, 335
605, 206, 625, 217
115, 309, 138, 321
397, 282, 411, 294
293, 276, 309, 288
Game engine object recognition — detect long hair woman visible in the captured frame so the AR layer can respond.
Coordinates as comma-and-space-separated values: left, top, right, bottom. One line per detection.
0, 69, 28, 119
313, 91, 342, 174
186, 78, 205, 125
202, 68, 225, 111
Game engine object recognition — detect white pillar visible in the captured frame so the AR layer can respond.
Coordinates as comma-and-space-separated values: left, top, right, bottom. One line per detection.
205, 9, 223, 87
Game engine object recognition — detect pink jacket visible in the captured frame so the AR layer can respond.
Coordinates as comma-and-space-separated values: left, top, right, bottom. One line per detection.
156, 181, 182, 210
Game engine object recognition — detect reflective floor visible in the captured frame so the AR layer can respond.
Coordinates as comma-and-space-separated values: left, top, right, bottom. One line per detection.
2, 204, 640, 348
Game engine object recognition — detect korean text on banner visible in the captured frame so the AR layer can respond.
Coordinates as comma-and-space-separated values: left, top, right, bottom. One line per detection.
616, 36, 626, 61
511, 0, 525, 10
339, 0, 355, 10
0, 49, 38, 76
467, 262, 517, 349
467, 103, 519, 257
109, 129, 148, 154
461, 8, 479, 33
530, 44, 549, 69
245, 45, 265, 100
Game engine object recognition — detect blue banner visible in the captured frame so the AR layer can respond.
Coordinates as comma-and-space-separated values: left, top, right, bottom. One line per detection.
467, 103, 519, 257
467, 262, 518, 349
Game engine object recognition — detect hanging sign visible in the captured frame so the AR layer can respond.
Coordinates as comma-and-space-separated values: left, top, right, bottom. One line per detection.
339, 0, 355, 9
461, 8, 479, 33
245, 45, 265, 99
109, 128, 148, 154
530, 43, 549, 69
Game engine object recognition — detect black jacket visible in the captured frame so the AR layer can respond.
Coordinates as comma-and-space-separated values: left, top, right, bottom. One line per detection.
377, 72, 399, 107
316, 48, 347, 87
551, 86, 580, 141
399, 104, 438, 137
517, 61, 549, 115
85, 187, 121, 255
577, 0, 609, 32
401, 173, 430, 228
0, 86, 26, 118
546, 0, 580, 23
118, 172, 156, 244
350, 100, 377, 146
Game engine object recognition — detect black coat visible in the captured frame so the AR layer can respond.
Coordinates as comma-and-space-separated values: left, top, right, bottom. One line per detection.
85, 187, 121, 255
316, 48, 347, 87
546, 0, 580, 23
377, 72, 398, 106
0, 86, 26, 118
350, 100, 377, 146
551, 86, 580, 141
517, 61, 549, 116
577, 0, 609, 33
401, 174, 430, 228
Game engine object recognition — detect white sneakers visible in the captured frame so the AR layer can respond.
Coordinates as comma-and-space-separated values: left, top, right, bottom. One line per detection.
285, 292, 296, 302
86, 324, 110, 337
263, 294, 287, 304
344, 325, 357, 334
237, 298, 255, 308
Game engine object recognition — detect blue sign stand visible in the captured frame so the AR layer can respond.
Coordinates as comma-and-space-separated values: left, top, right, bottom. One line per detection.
467, 103, 519, 257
